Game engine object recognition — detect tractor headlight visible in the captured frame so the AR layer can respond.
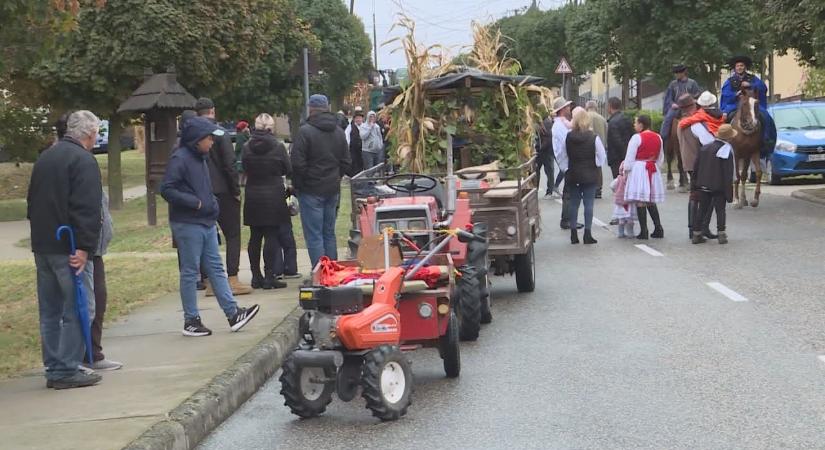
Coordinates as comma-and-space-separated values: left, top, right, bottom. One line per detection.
506, 225, 517, 236
775, 139, 797, 153
418, 302, 434, 318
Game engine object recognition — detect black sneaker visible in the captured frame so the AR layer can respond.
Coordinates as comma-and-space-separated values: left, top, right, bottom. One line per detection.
196, 280, 206, 291
282, 272, 303, 279
228, 305, 260, 332
183, 317, 212, 337
50, 371, 102, 390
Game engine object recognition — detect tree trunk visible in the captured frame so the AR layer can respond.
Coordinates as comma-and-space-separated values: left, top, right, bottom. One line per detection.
621, 76, 629, 108
288, 109, 301, 143
635, 77, 642, 110
107, 111, 124, 210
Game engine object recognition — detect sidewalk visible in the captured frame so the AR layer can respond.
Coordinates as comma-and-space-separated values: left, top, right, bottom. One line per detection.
791, 187, 825, 206
0, 249, 322, 450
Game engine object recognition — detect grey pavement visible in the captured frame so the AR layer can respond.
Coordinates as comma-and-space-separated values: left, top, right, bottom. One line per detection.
0, 249, 316, 450
200, 172, 825, 449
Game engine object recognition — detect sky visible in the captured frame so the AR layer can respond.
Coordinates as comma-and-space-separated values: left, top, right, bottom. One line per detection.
350, 0, 565, 70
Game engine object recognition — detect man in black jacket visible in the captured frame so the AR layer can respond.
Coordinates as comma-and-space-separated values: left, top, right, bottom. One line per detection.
194, 98, 252, 295
291, 94, 351, 267
28, 110, 102, 389
606, 97, 634, 179
161, 116, 260, 337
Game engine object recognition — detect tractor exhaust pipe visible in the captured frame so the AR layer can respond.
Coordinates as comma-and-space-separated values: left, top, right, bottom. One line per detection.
435, 133, 457, 229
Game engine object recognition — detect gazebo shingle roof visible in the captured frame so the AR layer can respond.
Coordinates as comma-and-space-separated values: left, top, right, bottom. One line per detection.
117, 72, 196, 113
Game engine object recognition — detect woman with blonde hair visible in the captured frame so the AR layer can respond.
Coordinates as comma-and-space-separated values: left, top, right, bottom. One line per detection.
242, 113, 295, 289
563, 108, 607, 244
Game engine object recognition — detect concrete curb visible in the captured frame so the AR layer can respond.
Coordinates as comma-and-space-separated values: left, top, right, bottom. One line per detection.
791, 190, 825, 206
123, 307, 302, 450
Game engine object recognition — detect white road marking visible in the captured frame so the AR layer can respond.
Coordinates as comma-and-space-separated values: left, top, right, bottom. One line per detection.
818, 355, 825, 366
706, 282, 749, 302
634, 244, 663, 257
554, 199, 563, 205
593, 218, 608, 228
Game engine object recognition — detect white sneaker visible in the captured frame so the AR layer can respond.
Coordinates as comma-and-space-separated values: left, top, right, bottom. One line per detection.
85, 359, 123, 371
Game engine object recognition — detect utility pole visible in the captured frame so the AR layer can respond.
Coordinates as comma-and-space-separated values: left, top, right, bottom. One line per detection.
350, 0, 354, 14
303, 47, 310, 120
372, 0, 378, 70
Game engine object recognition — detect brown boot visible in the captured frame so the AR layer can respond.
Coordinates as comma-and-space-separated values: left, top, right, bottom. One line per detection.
205, 281, 214, 297
229, 276, 253, 295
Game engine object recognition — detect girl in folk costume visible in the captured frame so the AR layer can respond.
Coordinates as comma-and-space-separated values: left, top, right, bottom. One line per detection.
622, 115, 665, 239
610, 161, 636, 238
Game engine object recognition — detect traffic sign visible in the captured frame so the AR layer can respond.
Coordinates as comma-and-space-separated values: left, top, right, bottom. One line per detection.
555, 57, 573, 74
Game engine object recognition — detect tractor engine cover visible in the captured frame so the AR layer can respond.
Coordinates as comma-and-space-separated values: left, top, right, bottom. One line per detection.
300, 286, 364, 315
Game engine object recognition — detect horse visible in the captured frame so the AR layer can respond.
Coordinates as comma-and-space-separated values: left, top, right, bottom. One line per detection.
665, 113, 688, 191
729, 92, 764, 208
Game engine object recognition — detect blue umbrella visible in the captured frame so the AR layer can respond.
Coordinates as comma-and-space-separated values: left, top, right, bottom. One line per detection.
56, 225, 94, 365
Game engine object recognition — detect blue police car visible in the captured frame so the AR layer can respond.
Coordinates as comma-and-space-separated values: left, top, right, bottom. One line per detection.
768, 101, 825, 184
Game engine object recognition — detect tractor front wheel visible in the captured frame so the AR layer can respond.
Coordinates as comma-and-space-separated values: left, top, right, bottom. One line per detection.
440, 311, 460, 378
361, 345, 413, 421
279, 354, 335, 418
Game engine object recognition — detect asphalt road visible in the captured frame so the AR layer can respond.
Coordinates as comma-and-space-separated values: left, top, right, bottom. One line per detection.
199, 180, 825, 450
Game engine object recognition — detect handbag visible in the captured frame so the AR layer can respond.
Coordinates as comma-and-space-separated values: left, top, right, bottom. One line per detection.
287, 195, 299, 216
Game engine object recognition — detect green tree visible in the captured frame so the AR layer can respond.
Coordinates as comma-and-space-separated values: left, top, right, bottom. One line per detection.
27, 0, 300, 208
296, 0, 373, 107
760, 0, 825, 67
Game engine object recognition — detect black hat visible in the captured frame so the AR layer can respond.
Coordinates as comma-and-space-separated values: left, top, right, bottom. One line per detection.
728, 55, 752, 69
672, 64, 687, 73
194, 97, 215, 111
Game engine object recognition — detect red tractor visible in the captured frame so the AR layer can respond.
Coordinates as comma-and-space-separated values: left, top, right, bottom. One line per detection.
280, 157, 488, 421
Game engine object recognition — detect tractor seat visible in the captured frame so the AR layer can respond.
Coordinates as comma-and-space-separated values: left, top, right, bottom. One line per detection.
348, 265, 451, 296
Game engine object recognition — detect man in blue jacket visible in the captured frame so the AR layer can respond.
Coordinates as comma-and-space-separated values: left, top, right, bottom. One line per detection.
161, 116, 259, 337
720, 56, 768, 116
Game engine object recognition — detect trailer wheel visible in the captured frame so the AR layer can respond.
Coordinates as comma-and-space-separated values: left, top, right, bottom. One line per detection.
457, 265, 481, 341
514, 243, 536, 293
279, 354, 335, 418
361, 345, 412, 421
440, 311, 460, 378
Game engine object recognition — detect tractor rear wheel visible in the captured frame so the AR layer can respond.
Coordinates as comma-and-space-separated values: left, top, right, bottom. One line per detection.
279, 353, 335, 418
479, 272, 492, 324
361, 345, 412, 421
514, 243, 536, 293
439, 311, 460, 378
457, 265, 481, 341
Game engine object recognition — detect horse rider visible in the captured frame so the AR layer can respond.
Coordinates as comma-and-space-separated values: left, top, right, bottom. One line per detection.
720, 55, 768, 118
661, 64, 701, 145
676, 93, 717, 240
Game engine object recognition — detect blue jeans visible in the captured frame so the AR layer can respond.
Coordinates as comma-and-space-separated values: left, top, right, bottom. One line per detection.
170, 222, 237, 321
298, 192, 339, 267
362, 151, 381, 169
661, 107, 678, 141
35, 253, 94, 380
568, 182, 598, 230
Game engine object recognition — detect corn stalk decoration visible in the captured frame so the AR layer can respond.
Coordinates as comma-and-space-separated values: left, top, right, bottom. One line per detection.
384, 17, 554, 173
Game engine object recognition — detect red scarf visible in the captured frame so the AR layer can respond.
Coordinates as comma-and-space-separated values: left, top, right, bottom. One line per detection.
679, 109, 724, 135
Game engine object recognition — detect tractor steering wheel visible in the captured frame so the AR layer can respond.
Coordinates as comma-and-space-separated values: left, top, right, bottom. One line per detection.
385, 173, 439, 195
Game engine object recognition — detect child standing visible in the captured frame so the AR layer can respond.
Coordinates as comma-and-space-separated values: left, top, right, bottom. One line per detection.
611, 162, 636, 238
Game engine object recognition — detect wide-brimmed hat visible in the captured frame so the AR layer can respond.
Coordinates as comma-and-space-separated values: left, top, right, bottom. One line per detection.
697, 91, 718, 107
677, 94, 696, 109
552, 97, 573, 113
717, 124, 737, 141
728, 55, 753, 69
672, 64, 687, 73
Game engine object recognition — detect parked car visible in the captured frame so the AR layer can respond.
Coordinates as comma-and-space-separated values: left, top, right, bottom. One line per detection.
767, 101, 825, 184
93, 119, 136, 154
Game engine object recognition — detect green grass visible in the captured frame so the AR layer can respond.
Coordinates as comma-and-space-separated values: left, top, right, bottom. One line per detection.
0, 199, 27, 222
0, 255, 178, 379
95, 150, 146, 190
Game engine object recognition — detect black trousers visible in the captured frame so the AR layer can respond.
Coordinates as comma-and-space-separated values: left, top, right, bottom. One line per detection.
560, 179, 571, 225
536, 151, 554, 195
248, 223, 298, 277
216, 193, 241, 276
90, 256, 106, 363
694, 191, 727, 232
609, 161, 621, 179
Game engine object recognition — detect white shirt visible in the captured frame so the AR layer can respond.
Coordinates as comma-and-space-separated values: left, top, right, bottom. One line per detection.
623, 133, 665, 171
551, 117, 571, 172
690, 122, 715, 146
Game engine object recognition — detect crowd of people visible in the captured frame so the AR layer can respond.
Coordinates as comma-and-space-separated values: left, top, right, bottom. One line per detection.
27, 92, 355, 389
537, 55, 775, 246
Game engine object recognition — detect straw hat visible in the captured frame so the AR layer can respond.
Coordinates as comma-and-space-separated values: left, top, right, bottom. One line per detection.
717, 124, 738, 141
552, 97, 573, 113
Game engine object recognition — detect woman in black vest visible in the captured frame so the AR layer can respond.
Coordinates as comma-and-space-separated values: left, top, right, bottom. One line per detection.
242, 114, 293, 289
564, 108, 608, 244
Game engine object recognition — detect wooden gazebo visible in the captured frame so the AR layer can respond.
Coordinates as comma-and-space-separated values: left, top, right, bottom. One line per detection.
118, 68, 196, 225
